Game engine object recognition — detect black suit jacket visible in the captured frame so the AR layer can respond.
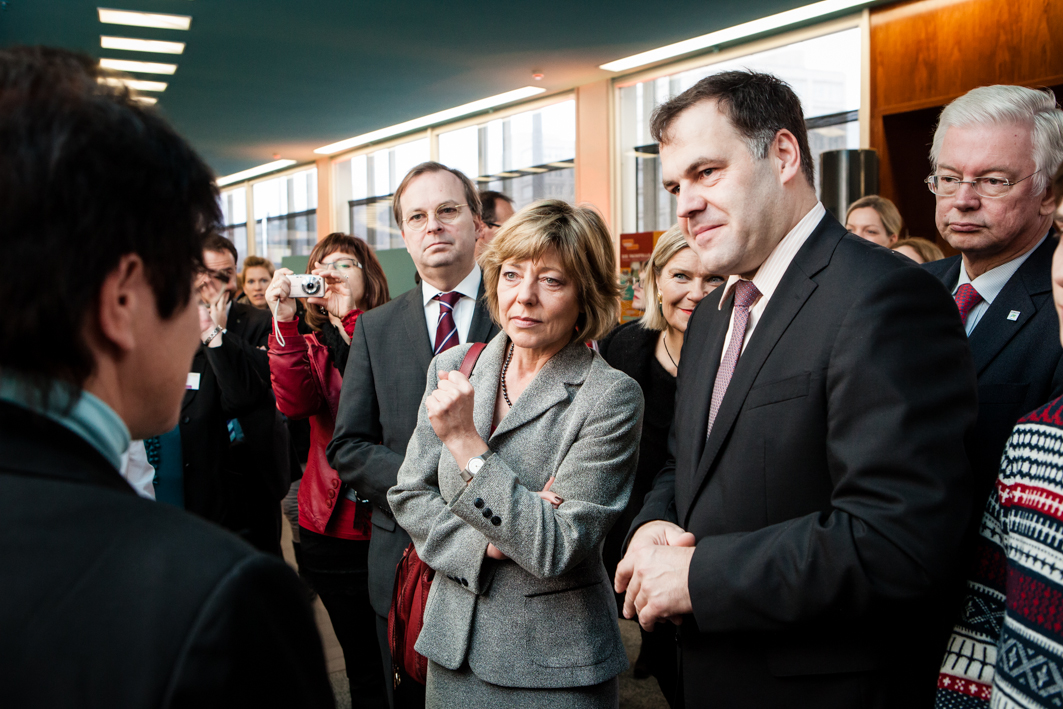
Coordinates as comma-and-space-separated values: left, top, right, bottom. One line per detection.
631, 214, 978, 707
179, 330, 271, 522
327, 280, 499, 616
223, 301, 293, 503
924, 235, 1063, 500
0, 401, 333, 709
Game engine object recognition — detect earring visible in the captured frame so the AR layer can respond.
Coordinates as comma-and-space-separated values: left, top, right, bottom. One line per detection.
657, 291, 663, 312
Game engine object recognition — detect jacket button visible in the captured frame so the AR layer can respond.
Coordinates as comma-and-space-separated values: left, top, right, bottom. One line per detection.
332, 479, 340, 489
474, 498, 484, 509
328, 489, 336, 499
491, 516, 501, 526
327, 500, 333, 508
482, 508, 493, 519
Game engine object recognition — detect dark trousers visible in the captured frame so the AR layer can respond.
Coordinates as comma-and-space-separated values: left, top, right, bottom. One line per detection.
375, 614, 426, 709
300, 528, 388, 709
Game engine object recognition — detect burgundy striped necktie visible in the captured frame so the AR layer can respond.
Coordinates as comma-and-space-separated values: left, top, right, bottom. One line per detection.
433, 291, 463, 354
707, 279, 762, 438
954, 283, 982, 327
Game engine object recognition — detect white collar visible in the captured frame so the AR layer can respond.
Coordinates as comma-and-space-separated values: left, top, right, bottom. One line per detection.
421, 264, 482, 306
955, 231, 1049, 304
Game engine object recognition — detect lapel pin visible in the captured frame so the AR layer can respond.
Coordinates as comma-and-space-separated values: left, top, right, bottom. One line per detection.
1007, 310, 1020, 321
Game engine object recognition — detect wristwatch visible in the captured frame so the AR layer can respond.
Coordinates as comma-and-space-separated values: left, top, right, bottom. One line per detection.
460, 450, 493, 483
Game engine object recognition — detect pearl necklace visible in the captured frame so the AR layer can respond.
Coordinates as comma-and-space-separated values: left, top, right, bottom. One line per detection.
500, 341, 514, 406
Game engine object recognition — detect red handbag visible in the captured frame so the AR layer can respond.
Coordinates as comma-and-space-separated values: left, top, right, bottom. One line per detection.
388, 342, 487, 687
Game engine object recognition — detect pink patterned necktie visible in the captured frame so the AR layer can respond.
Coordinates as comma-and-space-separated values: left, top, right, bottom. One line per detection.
707, 279, 762, 438
432, 291, 463, 354
954, 283, 982, 326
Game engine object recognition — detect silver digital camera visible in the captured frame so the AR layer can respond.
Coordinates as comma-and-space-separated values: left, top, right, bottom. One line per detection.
288, 274, 324, 298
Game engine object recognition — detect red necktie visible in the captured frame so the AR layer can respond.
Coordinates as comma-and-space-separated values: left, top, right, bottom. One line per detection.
707, 280, 762, 438
433, 292, 463, 354
954, 283, 983, 326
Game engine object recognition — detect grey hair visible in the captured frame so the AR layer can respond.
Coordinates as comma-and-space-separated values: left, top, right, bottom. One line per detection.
931, 85, 1063, 193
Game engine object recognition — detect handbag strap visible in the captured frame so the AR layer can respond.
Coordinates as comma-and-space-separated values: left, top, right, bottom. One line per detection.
458, 342, 487, 378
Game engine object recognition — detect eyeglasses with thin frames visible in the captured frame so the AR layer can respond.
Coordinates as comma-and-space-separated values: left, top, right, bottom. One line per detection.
924, 171, 1040, 198
402, 203, 469, 232
321, 258, 361, 272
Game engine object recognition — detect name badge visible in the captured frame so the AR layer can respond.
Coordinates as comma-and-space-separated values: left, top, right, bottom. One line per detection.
186, 372, 201, 390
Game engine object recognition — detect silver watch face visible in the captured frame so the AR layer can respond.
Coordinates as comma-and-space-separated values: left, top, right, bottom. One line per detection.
467, 457, 485, 476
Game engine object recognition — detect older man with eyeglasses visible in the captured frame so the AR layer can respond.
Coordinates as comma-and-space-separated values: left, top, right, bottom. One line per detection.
922, 86, 1063, 507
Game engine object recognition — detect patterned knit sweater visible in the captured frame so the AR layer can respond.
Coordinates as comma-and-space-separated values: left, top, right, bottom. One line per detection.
937, 396, 1063, 709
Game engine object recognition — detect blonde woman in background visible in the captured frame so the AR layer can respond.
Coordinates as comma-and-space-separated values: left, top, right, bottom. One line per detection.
892, 237, 945, 264
845, 194, 905, 247
238, 255, 275, 309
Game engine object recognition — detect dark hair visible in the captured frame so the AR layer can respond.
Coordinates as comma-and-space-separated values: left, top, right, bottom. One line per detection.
202, 232, 238, 265
479, 190, 514, 224
1054, 161, 1063, 209
650, 70, 815, 187
0, 46, 219, 395
393, 161, 482, 226
303, 233, 390, 331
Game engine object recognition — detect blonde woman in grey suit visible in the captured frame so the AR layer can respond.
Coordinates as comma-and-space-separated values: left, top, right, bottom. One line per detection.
388, 200, 644, 708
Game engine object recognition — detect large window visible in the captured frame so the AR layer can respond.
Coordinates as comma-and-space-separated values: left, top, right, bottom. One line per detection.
253, 168, 317, 264
331, 98, 576, 251
333, 138, 430, 251
618, 28, 861, 233
219, 187, 248, 267
438, 99, 576, 212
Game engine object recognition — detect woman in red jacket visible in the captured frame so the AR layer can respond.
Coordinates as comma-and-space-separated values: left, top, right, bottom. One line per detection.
267, 233, 390, 708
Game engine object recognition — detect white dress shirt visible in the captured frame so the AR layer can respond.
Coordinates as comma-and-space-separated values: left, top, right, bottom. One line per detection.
954, 232, 1048, 336
422, 265, 482, 347
119, 439, 156, 500
716, 202, 826, 355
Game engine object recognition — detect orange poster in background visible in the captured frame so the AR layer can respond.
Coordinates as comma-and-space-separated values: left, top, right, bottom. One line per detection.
619, 231, 664, 322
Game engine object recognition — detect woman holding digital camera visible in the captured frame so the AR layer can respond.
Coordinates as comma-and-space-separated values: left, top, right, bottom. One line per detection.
266, 232, 390, 707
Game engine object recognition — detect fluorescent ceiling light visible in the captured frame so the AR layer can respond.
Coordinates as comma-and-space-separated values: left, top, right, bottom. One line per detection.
134, 96, 158, 105
98, 8, 192, 31
548, 161, 574, 168
100, 77, 167, 92
217, 160, 297, 187
520, 166, 548, 173
101, 36, 185, 54
100, 58, 177, 75
315, 86, 546, 155
600, 0, 870, 72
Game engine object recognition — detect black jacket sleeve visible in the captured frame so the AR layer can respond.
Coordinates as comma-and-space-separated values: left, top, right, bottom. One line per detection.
325, 315, 405, 513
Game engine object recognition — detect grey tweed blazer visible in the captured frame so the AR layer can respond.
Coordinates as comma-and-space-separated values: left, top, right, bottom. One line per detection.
388, 332, 644, 689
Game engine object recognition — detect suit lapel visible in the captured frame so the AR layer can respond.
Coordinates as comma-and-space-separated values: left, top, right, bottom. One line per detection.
680, 216, 840, 527
467, 334, 506, 443
967, 236, 1053, 375
468, 279, 498, 344
401, 285, 434, 374
491, 339, 591, 440
674, 291, 727, 512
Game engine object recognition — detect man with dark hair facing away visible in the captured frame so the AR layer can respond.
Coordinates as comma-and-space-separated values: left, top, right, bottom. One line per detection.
0, 47, 333, 708
615, 70, 979, 706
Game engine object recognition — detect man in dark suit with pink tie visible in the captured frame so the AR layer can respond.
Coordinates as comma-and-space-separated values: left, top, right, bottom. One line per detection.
616, 70, 979, 707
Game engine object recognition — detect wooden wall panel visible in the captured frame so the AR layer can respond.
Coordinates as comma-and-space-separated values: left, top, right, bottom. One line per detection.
869, 0, 1063, 250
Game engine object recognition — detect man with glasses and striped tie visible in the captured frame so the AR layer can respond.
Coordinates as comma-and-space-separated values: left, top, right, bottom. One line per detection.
328, 162, 498, 709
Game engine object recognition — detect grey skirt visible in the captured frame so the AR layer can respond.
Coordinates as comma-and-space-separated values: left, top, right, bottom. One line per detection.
425, 660, 619, 709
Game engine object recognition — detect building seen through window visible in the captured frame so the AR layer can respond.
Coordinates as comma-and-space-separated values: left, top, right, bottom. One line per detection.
618, 28, 861, 233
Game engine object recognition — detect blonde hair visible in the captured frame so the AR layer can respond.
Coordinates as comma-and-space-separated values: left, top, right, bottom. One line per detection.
891, 237, 945, 263
846, 195, 905, 238
480, 200, 620, 344
640, 224, 690, 331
